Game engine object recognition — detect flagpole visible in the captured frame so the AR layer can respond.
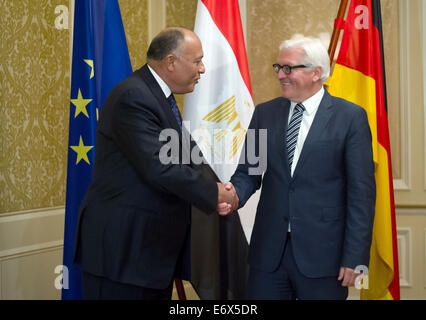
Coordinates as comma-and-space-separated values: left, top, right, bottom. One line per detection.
174, 278, 187, 300
328, 0, 349, 66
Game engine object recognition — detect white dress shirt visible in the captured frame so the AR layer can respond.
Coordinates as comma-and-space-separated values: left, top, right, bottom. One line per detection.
147, 65, 171, 98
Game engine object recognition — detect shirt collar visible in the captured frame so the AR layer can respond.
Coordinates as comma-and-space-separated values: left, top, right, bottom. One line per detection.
290, 86, 325, 115
147, 64, 172, 98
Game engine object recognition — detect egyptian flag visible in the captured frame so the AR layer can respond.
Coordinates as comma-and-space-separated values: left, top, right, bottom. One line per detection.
183, 0, 255, 299
327, 0, 400, 300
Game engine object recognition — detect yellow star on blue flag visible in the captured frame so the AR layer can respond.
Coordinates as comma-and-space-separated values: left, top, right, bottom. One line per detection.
70, 136, 93, 165
70, 88, 92, 118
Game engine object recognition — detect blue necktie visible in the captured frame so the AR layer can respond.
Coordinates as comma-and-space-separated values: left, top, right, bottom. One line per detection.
167, 94, 182, 129
286, 103, 305, 169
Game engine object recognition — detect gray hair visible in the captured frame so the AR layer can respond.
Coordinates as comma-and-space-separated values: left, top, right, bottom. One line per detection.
279, 35, 330, 82
147, 28, 185, 61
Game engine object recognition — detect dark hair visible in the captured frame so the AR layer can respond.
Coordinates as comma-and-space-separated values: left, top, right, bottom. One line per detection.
146, 29, 185, 61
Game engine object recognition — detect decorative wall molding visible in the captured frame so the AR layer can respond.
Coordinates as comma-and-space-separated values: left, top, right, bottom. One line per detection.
0, 207, 65, 299
394, 0, 411, 191
0, 240, 63, 261
424, 228, 426, 289
0, 262, 2, 300
0, 206, 64, 220
69, 0, 75, 76
239, 0, 247, 43
423, 0, 426, 191
396, 207, 426, 216
397, 227, 412, 287
1, 245, 63, 300
0, 207, 65, 256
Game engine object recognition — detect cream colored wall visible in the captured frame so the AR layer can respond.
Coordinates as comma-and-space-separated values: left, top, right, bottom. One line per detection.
0, 0, 425, 299
0, 208, 64, 299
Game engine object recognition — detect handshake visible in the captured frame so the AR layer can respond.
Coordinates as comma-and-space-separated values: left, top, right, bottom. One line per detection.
216, 182, 238, 216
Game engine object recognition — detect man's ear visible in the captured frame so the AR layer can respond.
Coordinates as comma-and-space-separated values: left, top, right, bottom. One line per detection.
166, 54, 176, 71
312, 66, 322, 82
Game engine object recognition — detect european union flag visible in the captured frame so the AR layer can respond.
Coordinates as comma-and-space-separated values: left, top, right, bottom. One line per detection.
62, 0, 132, 300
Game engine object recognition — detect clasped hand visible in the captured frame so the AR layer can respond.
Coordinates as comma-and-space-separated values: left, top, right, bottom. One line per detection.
216, 182, 238, 216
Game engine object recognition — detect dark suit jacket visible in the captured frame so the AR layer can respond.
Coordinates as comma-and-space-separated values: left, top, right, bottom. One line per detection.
231, 90, 376, 278
74, 64, 218, 290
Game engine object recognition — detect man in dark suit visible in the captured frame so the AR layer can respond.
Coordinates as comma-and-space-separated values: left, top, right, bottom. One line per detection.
220, 36, 376, 299
74, 27, 236, 300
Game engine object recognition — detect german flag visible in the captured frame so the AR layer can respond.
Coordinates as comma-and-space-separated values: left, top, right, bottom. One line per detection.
327, 0, 400, 300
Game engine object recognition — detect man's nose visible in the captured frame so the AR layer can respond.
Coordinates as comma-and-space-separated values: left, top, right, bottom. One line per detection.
277, 68, 287, 79
199, 61, 206, 74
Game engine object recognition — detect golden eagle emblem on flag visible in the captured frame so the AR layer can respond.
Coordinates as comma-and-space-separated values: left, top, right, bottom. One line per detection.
201, 95, 248, 159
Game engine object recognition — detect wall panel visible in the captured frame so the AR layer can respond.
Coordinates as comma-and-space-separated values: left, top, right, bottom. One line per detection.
0, 208, 64, 299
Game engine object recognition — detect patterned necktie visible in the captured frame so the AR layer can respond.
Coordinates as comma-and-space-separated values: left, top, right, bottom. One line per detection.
167, 93, 182, 129
286, 103, 305, 169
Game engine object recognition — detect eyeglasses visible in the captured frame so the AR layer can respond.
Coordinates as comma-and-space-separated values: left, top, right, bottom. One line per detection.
272, 63, 310, 74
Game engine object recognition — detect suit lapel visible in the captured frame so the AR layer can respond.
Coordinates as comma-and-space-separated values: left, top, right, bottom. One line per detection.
277, 99, 292, 179
138, 64, 182, 135
292, 90, 334, 180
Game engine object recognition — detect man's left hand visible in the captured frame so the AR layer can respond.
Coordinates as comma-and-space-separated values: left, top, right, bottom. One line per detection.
338, 267, 360, 287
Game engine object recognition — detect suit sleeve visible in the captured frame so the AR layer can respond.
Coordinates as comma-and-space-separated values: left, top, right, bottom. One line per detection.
230, 105, 263, 208
111, 88, 218, 214
341, 106, 376, 269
